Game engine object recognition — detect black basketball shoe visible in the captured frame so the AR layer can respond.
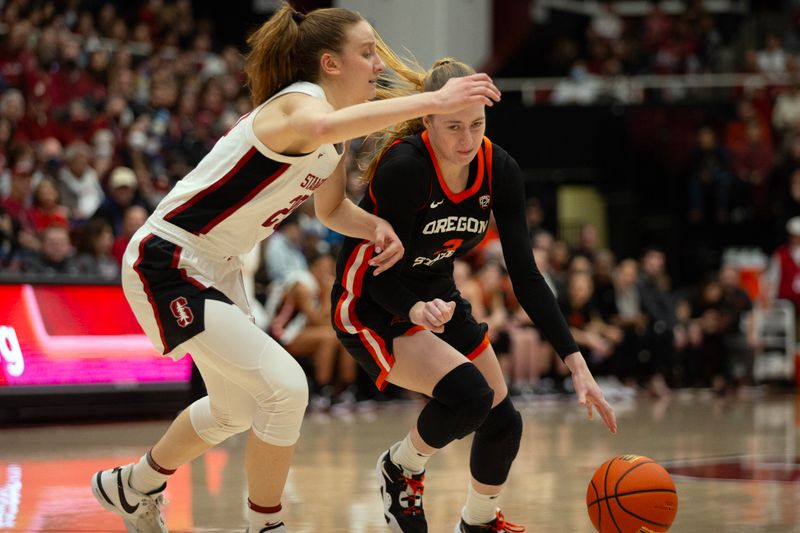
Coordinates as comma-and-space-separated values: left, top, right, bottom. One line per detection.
376, 449, 427, 532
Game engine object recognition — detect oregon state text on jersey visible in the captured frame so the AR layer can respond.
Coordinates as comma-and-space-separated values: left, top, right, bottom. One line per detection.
335, 130, 497, 302
389, 131, 492, 271
147, 82, 344, 258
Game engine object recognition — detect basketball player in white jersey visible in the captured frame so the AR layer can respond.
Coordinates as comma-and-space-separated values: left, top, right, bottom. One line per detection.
90, 4, 501, 532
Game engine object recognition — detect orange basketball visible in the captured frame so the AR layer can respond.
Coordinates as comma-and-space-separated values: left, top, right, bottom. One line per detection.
586, 455, 678, 533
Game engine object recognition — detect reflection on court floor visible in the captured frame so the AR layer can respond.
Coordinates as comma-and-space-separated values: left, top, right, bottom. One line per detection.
0, 390, 798, 532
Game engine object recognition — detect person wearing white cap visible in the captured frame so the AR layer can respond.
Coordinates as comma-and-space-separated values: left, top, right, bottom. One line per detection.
92, 166, 149, 236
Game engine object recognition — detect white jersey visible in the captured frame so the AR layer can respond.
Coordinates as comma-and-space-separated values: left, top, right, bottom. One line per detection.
148, 81, 343, 258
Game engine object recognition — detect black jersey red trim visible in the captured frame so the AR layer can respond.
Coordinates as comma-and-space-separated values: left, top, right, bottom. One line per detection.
421, 130, 487, 204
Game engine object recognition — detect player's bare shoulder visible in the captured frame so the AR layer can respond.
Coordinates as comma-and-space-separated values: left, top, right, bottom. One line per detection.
253, 92, 334, 155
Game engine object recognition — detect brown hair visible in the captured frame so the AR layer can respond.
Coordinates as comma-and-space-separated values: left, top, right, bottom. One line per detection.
361, 58, 475, 180
245, 2, 431, 107
245, 3, 360, 105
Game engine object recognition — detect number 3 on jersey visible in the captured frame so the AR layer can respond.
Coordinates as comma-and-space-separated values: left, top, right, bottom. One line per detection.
437, 239, 463, 256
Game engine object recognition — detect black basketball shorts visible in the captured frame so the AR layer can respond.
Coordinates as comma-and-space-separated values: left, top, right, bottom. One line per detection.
331, 284, 489, 390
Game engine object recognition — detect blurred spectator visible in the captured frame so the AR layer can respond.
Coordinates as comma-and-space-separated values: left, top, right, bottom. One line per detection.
93, 166, 148, 235
559, 270, 622, 375
775, 168, 800, 233
763, 216, 800, 323
552, 60, 601, 105
592, 248, 617, 319
25, 177, 68, 233
730, 120, 775, 227
688, 272, 751, 394
725, 99, 773, 157
112, 205, 148, 264
589, 1, 624, 43
687, 125, 734, 226
74, 217, 119, 279
0, 21, 35, 90
0, 146, 40, 254
575, 222, 601, 261
36, 137, 64, 181
718, 264, 757, 387
472, 261, 512, 351
772, 84, 800, 135
532, 229, 555, 254
0, 89, 25, 129
263, 251, 356, 410
608, 259, 650, 388
525, 197, 546, 241
0, 203, 17, 267
651, 16, 698, 75
549, 239, 571, 286
0, 146, 35, 221
19, 224, 78, 275
59, 141, 104, 222
637, 247, 677, 396
15, 91, 58, 143
642, 1, 673, 53
263, 212, 307, 285
755, 32, 791, 76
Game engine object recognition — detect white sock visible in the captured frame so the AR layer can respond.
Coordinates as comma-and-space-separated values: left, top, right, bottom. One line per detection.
248, 500, 283, 530
130, 451, 173, 494
389, 434, 432, 474
461, 483, 500, 525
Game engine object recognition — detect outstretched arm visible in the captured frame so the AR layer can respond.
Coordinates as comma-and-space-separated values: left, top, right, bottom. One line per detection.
493, 153, 616, 433
255, 74, 501, 155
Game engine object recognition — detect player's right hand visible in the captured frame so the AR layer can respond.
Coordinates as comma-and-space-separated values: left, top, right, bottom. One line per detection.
409, 299, 456, 334
434, 73, 501, 111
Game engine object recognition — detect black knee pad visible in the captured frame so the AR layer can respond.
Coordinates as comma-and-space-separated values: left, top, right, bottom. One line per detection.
417, 363, 494, 448
470, 395, 523, 486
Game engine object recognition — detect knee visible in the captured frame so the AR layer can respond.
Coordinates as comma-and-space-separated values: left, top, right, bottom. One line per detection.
251, 361, 309, 446
262, 360, 309, 414
471, 395, 523, 485
476, 395, 523, 441
189, 397, 253, 445
432, 362, 494, 438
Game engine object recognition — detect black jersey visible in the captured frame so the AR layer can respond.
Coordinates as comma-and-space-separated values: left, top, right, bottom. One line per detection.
334, 131, 578, 358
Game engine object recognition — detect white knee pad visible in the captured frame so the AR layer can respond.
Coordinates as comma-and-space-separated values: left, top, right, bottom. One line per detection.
250, 358, 309, 447
189, 397, 253, 445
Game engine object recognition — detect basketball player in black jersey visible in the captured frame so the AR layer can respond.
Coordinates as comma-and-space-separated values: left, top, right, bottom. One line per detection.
331, 59, 617, 533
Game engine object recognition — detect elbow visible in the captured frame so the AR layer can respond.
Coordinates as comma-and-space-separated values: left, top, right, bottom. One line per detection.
308, 116, 336, 145
291, 114, 334, 145
314, 206, 333, 227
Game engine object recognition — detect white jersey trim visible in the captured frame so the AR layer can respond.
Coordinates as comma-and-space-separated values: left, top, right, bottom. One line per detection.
246, 82, 329, 163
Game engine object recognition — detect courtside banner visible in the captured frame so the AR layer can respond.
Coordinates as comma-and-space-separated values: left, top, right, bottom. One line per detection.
0, 283, 191, 387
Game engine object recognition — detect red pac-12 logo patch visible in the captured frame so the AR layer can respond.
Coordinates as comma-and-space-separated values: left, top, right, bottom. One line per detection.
170, 296, 194, 327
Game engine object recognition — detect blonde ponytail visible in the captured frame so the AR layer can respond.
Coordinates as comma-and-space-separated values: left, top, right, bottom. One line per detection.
362, 55, 475, 181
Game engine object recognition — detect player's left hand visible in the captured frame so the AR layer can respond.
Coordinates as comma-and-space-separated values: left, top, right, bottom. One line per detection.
565, 352, 617, 434
369, 218, 404, 275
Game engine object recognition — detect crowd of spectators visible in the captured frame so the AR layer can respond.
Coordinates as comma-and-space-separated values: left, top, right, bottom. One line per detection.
536, 1, 800, 105
0, 0, 250, 279
0, 0, 794, 408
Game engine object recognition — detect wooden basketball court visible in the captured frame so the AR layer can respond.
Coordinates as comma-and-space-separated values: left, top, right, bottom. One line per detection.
1, 389, 798, 532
